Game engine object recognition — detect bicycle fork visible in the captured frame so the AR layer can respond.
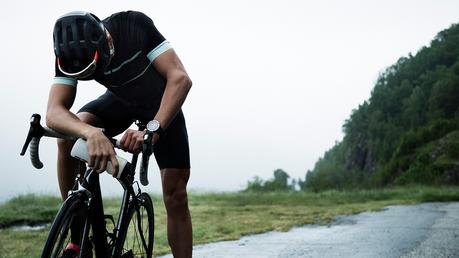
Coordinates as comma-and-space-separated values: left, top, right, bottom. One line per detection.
69, 170, 109, 258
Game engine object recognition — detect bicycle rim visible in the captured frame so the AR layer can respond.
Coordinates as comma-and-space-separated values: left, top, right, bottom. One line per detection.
41, 195, 88, 258
119, 193, 154, 258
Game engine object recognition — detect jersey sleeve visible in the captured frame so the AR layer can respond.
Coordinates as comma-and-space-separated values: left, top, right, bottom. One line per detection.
54, 61, 78, 87
133, 12, 172, 62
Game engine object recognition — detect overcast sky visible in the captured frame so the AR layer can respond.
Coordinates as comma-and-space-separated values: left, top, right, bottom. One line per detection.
1, 0, 458, 201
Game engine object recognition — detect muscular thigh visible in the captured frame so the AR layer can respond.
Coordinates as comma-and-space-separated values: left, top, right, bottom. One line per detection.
78, 91, 134, 136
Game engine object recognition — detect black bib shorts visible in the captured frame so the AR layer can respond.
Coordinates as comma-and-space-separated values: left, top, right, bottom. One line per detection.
79, 91, 190, 170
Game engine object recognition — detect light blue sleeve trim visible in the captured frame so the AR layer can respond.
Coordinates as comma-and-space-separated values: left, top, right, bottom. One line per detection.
147, 40, 172, 62
53, 77, 78, 87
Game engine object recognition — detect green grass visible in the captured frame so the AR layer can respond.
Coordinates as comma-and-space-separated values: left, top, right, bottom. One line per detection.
1, 186, 459, 257
0, 194, 61, 228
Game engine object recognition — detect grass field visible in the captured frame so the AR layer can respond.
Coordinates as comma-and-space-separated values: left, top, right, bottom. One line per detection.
1, 186, 459, 257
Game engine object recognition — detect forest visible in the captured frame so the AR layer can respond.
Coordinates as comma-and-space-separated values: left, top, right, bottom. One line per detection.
304, 22, 459, 191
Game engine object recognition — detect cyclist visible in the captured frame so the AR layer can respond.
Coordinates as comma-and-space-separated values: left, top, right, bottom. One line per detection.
47, 11, 192, 257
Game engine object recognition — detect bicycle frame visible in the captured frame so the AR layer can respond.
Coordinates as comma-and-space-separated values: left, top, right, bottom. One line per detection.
68, 133, 146, 258
21, 114, 153, 258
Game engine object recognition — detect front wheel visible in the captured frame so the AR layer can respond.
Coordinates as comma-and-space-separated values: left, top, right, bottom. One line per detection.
117, 192, 154, 258
41, 194, 88, 258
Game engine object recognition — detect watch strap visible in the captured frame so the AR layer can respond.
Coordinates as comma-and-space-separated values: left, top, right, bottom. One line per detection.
155, 126, 165, 137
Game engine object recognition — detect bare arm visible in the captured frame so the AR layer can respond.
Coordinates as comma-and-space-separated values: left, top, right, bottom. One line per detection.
153, 49, 192, 129
120, 48, 192, 151
46, 84, 97, 138
46, 84, 119, 174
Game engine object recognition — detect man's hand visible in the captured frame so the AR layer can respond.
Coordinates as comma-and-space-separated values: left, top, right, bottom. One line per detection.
86, 128, 119, 176
120, 129, 146, 154
120, 129, 160, 154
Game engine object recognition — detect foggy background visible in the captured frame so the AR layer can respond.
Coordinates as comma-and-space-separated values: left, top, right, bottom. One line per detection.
1, 0, 458, 202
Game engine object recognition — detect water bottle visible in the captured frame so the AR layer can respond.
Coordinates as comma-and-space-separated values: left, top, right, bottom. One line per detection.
70, 138, 129, 179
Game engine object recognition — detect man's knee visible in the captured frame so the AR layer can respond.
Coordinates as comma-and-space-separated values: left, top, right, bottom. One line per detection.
77, 112, 102, 126
161, 168, 190, 215
164, 188, 189, 215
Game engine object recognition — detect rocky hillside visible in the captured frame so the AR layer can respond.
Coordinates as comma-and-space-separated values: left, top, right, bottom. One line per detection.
305, 23, 459, 191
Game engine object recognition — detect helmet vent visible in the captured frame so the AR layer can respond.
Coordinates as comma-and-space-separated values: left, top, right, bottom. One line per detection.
66, 25, 73, 42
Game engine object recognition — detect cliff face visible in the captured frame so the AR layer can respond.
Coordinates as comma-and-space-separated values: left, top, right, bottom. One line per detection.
305, 23, 459, 190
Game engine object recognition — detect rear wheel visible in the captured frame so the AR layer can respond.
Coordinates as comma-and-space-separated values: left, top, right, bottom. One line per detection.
41, 194, 88, 258
117, 193, 154, 258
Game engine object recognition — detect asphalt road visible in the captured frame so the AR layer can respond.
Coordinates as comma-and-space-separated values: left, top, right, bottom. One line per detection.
159, 202, 459, 258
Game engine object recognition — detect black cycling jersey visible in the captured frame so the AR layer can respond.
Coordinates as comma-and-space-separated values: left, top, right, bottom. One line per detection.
54, 11, 171, 111
53, 11, 190, 169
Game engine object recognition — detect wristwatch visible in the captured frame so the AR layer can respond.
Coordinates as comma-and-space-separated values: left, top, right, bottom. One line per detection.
146, 119, 164, 136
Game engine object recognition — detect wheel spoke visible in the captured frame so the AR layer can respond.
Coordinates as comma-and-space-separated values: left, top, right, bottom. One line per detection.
120, 194, 154, 258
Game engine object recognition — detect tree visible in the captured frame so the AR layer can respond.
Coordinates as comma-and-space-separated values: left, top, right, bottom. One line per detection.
264, 169, 290, 191
304, 23, 459, 190
244, 169, 296, 192
245, 176, 264, 192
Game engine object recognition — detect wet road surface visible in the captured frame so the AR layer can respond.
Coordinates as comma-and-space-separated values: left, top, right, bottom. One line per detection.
159, 202, 459, 258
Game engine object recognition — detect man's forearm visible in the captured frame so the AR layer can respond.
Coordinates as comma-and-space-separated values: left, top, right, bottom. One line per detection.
154, 72, 192, 129
46, 106, 98, 139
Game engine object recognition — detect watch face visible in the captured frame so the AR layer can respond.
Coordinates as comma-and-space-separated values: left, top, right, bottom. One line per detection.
147, 120, 160, 132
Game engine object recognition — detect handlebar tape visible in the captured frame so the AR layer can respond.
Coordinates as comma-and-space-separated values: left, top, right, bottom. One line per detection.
30, 137, 44, 169
140, 154, 149, 186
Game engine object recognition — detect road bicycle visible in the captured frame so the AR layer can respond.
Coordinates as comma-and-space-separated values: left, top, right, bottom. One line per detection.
20, 113, 155, 258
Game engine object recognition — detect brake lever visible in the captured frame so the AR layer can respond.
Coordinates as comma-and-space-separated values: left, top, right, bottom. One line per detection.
20, 114, 45, 155
142, 132, 154, 155
139, 132, 154, 186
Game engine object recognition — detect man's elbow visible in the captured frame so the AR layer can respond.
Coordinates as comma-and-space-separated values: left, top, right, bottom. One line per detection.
176, 71, 192, 92
45, 108, 58, 129
183, 74, 193, 92
45, 113, 54, 129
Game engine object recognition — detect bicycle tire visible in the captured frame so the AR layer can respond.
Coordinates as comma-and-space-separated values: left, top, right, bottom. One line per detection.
117, 192, 154, 258
41, 194, 89, 258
